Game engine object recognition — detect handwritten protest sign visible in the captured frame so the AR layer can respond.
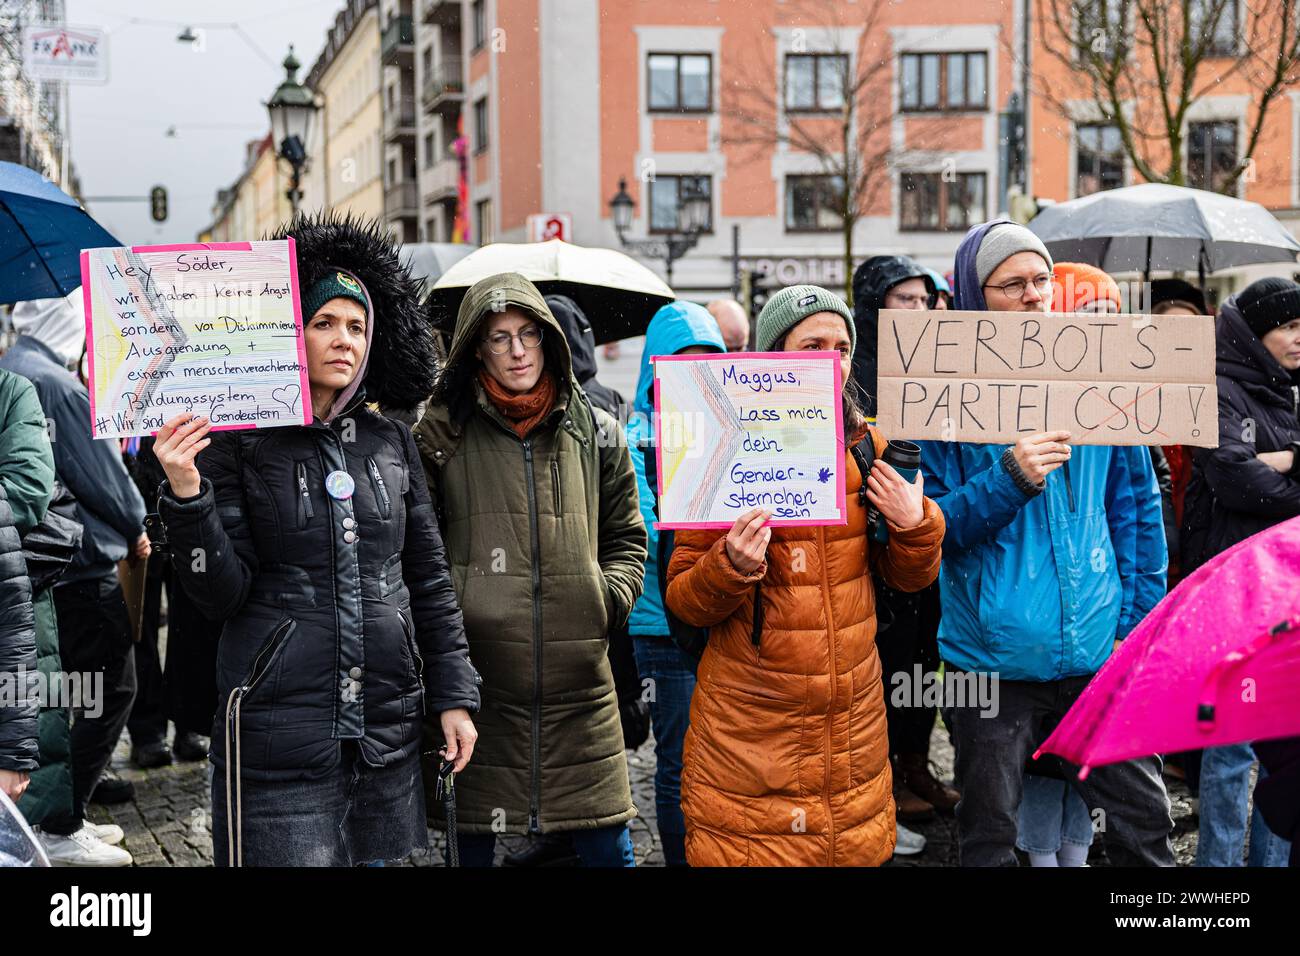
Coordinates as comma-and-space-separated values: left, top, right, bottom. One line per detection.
81, 240, 310, 439
874, 310, 1218, 447
652, 352, 845, 529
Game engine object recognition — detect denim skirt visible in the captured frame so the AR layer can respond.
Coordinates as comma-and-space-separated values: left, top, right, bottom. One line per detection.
210, 742, 427, 867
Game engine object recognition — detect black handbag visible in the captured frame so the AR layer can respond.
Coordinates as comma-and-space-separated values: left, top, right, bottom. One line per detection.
21, 482, 83, 595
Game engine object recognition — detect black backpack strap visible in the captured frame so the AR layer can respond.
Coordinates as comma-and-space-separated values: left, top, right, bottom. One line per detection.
750, 580, 764, 646
850, 433, 876, 508
850, 433, 900, 634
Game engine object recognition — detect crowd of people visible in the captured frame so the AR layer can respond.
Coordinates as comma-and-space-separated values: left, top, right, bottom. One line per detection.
0, 212, 1297, 867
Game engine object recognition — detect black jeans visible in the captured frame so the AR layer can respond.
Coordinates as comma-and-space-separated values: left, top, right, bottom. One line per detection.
43, 574, 138, 835
946, 670, 1175, 867
877, 582, 942, 757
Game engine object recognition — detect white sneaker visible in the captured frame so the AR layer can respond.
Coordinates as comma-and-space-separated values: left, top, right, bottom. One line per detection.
893, 822, 927, 856
39, 826, 133, 866
82, 821, 125, 846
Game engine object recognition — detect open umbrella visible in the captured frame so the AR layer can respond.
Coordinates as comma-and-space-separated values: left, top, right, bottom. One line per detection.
1028, 183, 1300, 282
1036, 514, 1300, 777
399, 242, 476, 288
0, 161, 120, 305
425, 238, 674, 344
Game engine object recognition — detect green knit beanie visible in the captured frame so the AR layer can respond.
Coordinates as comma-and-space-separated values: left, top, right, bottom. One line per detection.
302, 269, 370, 321
755, 284, 856, 353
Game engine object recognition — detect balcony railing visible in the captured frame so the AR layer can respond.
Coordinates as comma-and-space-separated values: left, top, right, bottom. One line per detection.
383, 94, 418, 138
425, 157, 459, 201
381, 15, 414, 62
422, 56, 465, 111
385, 180, 419, 217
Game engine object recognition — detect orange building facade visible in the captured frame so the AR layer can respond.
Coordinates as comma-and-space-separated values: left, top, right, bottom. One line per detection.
455, 0, 1020, 297
318, 1, 1300, 300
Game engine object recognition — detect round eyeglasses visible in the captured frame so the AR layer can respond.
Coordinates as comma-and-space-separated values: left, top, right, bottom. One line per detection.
482, 325, 544, 355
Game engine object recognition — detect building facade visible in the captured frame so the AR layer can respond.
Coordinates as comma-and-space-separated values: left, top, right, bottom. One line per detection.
1028, 0, 1300, 298
0, 0, 75, 192
307, 0, 385, 223
417, 0, 1020, 299
409, 0, 1300, 301
202, 135, 295, 243
205, 0, 1300, 302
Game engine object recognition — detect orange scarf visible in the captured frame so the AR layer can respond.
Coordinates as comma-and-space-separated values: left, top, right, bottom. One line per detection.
478, 369, 557, 438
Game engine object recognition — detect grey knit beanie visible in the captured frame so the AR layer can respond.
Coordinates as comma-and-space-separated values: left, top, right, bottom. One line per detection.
976, 223, 1054, 286
756, 284, 855, 352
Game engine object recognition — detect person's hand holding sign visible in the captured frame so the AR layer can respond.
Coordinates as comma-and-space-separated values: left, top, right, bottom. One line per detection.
866, 460, 926, 530
1011, 430, 1072, 484
726, 507, 772, 575
155, 414, 213, 499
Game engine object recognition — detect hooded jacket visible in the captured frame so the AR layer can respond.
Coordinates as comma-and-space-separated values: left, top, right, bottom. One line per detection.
1181, 296, 1300, 571
0, 297, 145, 582
545, 294, 623, 416
158, 214, 479, 790
665, 425, 945, 866
918, 220, 1167, 681
850, 256, 935, 417
413, 272, 647, 834
625, 302, 725, 637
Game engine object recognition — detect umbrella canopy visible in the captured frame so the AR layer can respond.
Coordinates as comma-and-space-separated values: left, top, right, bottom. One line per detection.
0, 161, 121, 306
399, 241, 476, 287
426, 238, 674, 344
1037, 515, 1300, 776
1028, 183, 1300, 275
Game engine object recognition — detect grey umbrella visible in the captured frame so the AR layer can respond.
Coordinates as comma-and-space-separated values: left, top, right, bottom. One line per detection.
1028, 183, 1300, 280
399, 242, 477, 288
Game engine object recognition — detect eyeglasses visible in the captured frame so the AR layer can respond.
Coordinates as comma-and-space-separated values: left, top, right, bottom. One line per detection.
885, 291, 937, 309
983, 274, 1054, 301
482, 325, 543, 354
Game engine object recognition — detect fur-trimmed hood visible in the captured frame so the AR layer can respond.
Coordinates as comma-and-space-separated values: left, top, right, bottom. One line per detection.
271, 212, 436, 411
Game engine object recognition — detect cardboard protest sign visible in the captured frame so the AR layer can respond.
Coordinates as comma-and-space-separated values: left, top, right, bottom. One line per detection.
81, 240, 310, 439
874, 310, 1218, 447
652, 352, 845, 529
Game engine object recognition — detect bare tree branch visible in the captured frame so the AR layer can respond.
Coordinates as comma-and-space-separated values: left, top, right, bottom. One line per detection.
1031, 0, 1299, 191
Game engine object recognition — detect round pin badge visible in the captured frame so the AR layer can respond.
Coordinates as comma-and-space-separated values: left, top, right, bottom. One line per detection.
325, 470, 355, 500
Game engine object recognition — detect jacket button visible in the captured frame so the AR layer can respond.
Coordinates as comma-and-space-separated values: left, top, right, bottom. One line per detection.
343, 517, 356, 530
343, 530, 356, 543
349, 666, 362, 679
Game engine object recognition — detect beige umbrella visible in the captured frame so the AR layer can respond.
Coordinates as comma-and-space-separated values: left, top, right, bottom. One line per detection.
425, 238, 674, 343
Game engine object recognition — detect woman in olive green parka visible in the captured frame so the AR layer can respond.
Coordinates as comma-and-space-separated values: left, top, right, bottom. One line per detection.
414, 272, 646, 866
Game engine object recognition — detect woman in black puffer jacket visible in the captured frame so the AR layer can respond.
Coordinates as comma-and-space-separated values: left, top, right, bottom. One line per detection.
155, 214, 480, 867
1182, 279, 1300, 572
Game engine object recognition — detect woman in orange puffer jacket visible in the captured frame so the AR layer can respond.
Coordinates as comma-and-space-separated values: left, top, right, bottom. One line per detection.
665, 285, 945, 866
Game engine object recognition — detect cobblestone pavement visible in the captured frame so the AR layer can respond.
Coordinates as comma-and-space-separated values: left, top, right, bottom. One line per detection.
87, 719, 1199, 867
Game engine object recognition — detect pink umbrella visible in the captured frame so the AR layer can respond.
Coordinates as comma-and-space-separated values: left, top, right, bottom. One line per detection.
1037, 515, 1300, 777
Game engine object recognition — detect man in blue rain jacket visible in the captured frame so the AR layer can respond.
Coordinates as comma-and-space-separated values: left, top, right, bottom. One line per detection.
920, 220, 1174, 866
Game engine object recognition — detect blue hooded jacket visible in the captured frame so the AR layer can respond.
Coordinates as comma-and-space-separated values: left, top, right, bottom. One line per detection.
625, 302, 725, 636
919, 220, 1167, 680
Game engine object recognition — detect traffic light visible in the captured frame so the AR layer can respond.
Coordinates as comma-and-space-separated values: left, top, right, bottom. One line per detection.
150, 185, 168, 223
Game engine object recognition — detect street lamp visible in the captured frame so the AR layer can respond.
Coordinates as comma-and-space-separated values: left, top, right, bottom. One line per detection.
266, 46, 319, 217
608, 176, 707, 289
